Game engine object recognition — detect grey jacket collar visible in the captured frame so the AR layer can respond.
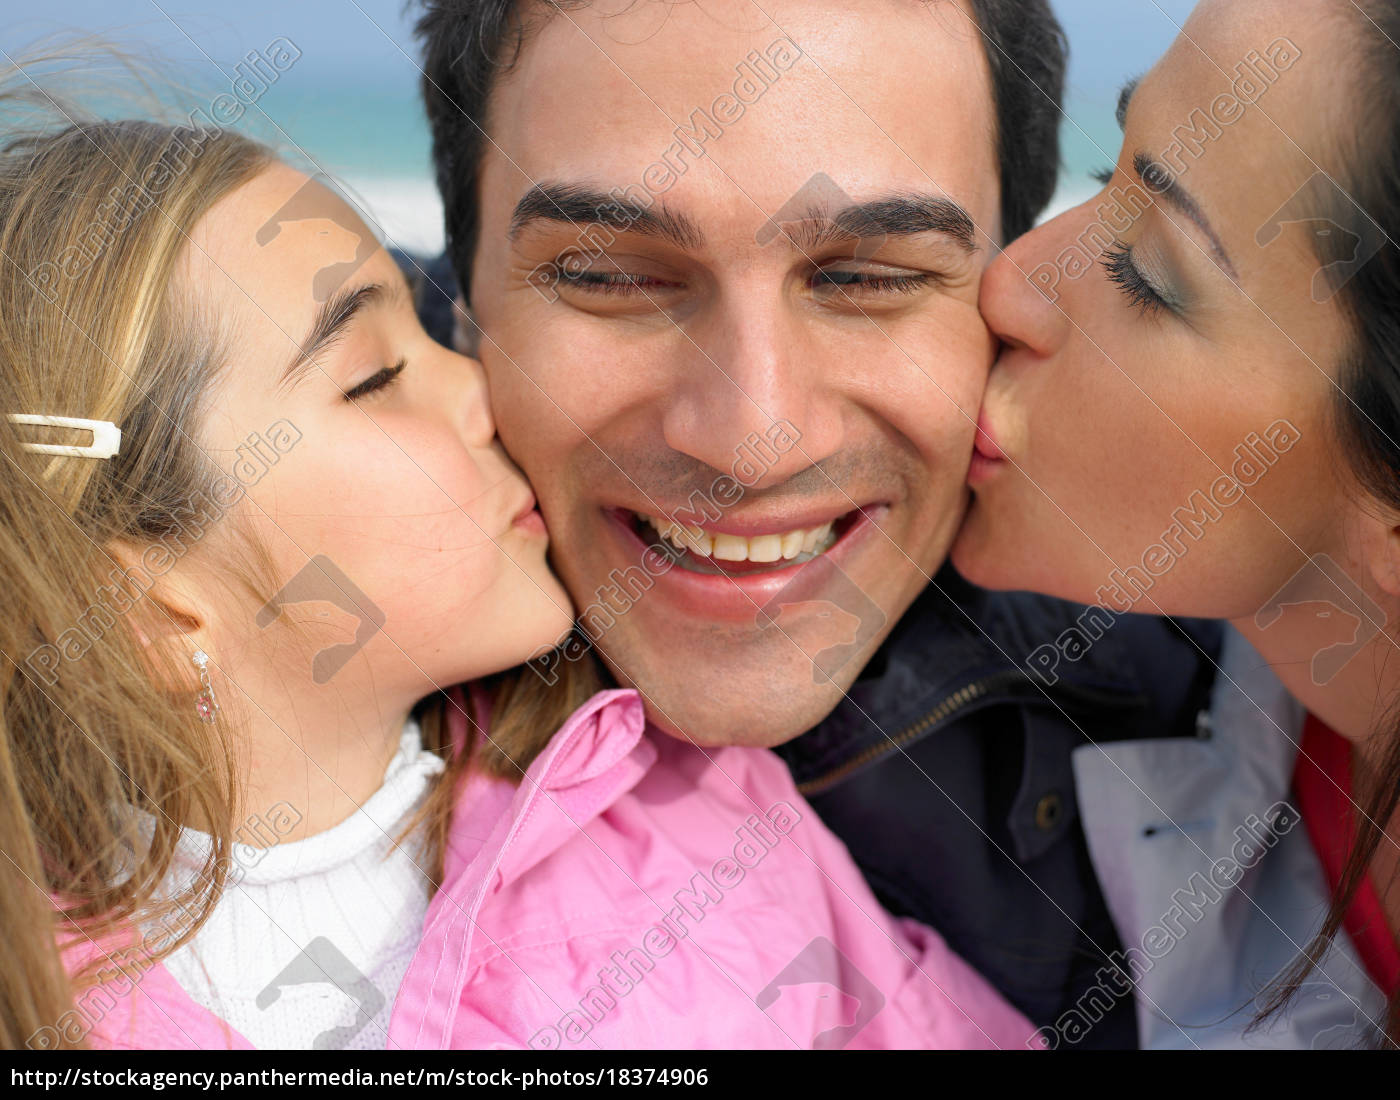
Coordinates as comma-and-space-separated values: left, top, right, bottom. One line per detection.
1069, 629, 1388, 1049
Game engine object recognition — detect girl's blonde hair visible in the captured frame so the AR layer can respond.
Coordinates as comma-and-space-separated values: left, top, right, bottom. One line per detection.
0, 58, 596, 1049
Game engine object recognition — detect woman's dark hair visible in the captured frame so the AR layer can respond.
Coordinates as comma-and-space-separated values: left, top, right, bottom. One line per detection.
414, 0, 1067, 303
1255, 0, 1400, 1046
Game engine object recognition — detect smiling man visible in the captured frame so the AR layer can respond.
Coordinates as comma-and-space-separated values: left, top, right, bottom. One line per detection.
413, 0, 1217, 1048
440, 0, 1000, 746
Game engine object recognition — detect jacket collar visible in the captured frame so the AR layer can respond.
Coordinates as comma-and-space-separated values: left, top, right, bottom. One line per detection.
781, 566, 1156, 784
391, 688, 654, 1050
1072, 629, 1387, 1048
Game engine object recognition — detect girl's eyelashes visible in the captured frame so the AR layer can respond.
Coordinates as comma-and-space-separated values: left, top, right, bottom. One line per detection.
342, 359, 406, 402
1090, 165, 1116, 185
1101, 242, 1172, 317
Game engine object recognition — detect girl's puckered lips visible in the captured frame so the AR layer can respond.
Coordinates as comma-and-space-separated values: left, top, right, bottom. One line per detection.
511, 492, 548, 536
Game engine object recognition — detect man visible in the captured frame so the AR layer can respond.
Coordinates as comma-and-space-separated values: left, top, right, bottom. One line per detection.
410, 0, 1218, 1048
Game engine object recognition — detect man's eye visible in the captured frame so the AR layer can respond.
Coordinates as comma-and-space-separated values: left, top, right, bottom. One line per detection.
342, 360, 405, 402
555, 269, 685, 297
811, 269, 934, 295
546, 253, 684, 297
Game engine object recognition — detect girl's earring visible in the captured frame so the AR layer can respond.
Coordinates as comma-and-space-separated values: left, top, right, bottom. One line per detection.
192, 650, 218, 724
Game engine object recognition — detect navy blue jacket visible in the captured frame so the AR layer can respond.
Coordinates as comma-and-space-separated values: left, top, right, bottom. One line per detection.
774, 566, 1221, 1048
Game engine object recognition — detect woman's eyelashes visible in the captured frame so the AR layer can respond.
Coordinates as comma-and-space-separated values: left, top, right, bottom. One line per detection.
342, 359, 406, 402
1101, 242, 1174, 317
1091, 165, 1116, 185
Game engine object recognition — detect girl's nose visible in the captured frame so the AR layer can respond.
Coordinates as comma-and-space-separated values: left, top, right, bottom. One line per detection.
450, 352, 495, 446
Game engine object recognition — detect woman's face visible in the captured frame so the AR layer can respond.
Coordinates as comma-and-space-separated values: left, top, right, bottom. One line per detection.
952, 0, 1366, 622
180, 163, 573, 703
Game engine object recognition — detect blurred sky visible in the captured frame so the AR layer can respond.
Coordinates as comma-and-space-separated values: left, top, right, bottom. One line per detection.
0, 0, 1202, 244
0, 0, 1199, 87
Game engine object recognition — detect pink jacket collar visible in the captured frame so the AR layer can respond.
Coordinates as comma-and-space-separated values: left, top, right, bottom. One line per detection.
391, 688, 652, 1049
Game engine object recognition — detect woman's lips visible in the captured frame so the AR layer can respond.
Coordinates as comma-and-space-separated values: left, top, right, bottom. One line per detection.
968, 414, 1007, 486
973, 414, 1006, 461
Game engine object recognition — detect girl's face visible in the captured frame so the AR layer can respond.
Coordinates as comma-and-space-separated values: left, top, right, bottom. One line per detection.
952, 0, 1368, 622
180, 164, 572, 705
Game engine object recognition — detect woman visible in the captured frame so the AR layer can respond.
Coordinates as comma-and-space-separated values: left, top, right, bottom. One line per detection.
953, 0, 1400, 1048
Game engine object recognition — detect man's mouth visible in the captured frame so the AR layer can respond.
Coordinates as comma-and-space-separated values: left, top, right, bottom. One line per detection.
625, 510, 853, 576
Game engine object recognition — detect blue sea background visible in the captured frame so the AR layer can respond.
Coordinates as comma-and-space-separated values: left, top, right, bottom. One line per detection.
2, 0, 1197, 255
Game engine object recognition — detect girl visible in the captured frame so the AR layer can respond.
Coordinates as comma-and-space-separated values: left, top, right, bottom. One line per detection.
954, 0, 1400, 1050
0, 72, 1032, 1049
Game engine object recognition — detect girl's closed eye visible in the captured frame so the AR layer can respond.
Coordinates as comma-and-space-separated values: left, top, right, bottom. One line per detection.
342, 359, 406, 402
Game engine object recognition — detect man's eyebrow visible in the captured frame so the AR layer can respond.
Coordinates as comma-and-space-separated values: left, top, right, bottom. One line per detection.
281, 282, 395, 388
781, 194, 980, 254
509, 183, 703, 250
1132, 151, 1237, 279
1116, 77, 1140, 130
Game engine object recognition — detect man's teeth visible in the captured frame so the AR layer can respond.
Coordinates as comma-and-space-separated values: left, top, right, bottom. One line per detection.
640, 515, 838, 562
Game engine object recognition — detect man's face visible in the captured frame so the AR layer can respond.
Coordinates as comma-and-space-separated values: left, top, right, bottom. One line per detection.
470, 0, 1000, 746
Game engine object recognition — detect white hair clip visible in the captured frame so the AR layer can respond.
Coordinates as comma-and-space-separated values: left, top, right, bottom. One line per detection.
7, 414, 121, 460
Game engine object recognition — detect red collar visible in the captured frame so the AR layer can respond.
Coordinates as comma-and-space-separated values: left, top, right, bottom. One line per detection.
1294, 714, 1400, 995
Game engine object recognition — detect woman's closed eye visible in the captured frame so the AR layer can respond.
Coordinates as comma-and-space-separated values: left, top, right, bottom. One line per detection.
1101, 242, 1173, 317
343, 359, 406, 402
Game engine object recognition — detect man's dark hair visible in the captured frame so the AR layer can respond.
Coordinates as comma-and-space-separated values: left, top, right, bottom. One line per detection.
416, 0, 1066, 304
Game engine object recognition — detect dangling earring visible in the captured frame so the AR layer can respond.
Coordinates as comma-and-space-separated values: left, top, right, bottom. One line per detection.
192, 650, 218, 724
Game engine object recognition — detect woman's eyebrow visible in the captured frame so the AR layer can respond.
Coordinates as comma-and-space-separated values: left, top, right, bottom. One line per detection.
1132, 152, 1238, 279
280, 282, 392, 389
1116, 77, 1141, 130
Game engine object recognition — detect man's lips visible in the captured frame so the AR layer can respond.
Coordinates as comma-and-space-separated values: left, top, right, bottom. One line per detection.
641, 512, 838, 572
611, 502, 876, 560
599, 503, 883, 603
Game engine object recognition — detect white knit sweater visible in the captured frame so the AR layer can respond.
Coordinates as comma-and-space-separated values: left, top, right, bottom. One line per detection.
157, 721, 446, 1049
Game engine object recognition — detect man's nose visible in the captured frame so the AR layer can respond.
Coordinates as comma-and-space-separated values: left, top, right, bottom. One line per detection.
979, 215, 1076, 360
660, 300, 844, 487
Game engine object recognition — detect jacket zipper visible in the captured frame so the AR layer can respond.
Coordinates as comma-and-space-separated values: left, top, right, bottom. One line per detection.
796, 670, 1026, 798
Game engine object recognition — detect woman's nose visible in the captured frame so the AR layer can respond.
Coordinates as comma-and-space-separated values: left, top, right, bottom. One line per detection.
979, 218, 1075, 360
450, 352, 495, 445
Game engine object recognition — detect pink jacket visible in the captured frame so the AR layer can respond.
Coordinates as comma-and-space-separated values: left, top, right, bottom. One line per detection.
63, 689, 1036, 1050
